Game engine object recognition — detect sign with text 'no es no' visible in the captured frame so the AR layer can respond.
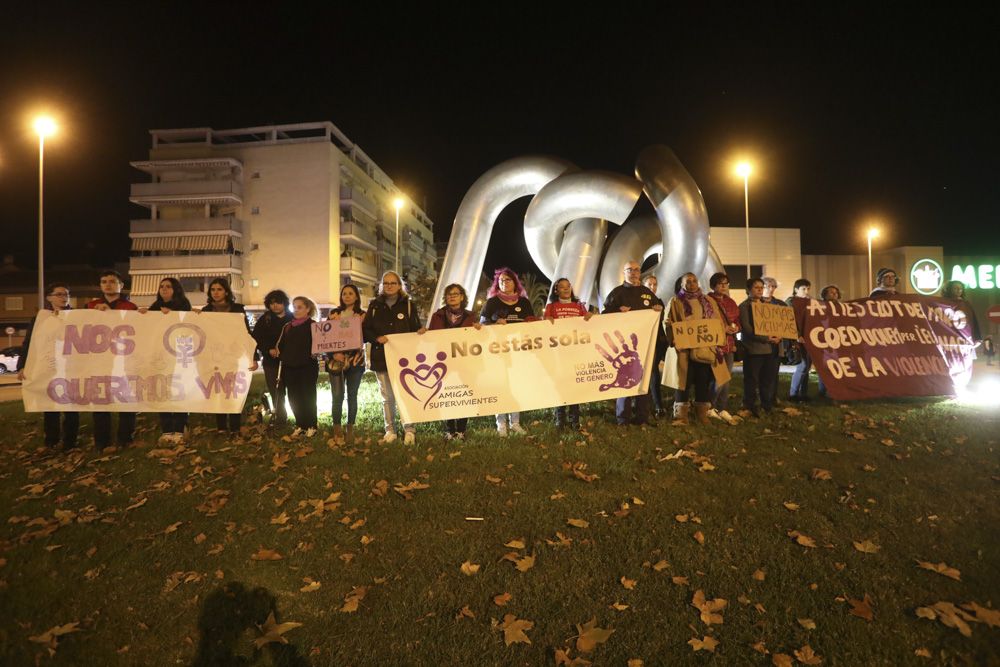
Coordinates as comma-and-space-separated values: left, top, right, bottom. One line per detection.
670, 318, 725, 349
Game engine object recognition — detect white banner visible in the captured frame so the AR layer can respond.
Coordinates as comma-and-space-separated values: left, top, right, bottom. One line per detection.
384, 310, 660, 423
22, 310, 257, 413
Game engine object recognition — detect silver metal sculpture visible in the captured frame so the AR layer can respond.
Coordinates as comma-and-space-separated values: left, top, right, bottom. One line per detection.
433, 146, 723, 321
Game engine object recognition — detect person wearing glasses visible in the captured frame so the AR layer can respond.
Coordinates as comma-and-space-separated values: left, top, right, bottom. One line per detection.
479, 267, 537, 436
364, 271, 425, 445
18, 282, 80, 450
601, 260, 663, 426
428, 283, 482, 440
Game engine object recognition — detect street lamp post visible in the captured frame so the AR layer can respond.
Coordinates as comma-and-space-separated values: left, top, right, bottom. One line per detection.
867, 227, 880, 294
33, 116, 57, 310
393, 197, 404, 275
735, 161, 753, 279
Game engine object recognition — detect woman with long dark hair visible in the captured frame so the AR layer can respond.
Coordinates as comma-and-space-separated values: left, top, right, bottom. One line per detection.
276, 296, 320, 437
147, 278, 192, 442
201, 277, 257, 435
480, 267, 536, 436
327, 284, 366, 445
252, 289, 293, 426
428, 283, 481, 440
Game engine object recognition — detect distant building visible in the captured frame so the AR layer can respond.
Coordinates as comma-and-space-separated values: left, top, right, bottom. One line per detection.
127, 122, 438, 308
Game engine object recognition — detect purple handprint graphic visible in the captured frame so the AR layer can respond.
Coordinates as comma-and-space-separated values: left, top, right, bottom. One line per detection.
595, 330, 644, 391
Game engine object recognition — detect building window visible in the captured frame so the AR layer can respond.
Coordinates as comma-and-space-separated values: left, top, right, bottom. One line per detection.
251, 206, 260, 215
251, 171, 260, 179
5, 297, 24, 311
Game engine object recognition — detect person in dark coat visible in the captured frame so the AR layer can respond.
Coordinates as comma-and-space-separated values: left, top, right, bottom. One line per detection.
142, 277, 192, 443
252, 290, 293, 426
201, 277, 258, 434
363, 271, 425, 445
276, 296, 319, 437
18, 281, 79, 450
428, 283, 481, 440
326, 285, 366, 445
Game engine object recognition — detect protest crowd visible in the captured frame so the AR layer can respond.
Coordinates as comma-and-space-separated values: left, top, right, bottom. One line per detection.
17, 260, 985, 452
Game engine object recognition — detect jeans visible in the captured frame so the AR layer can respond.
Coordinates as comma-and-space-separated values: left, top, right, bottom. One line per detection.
496, 413, 520, 428
712, 352, 735, 411
743, 354, 777, 411
376, 370, 413, 434
330, 365, 365, 426
263, 363, 287, 424
615, 395, 650, 425
284, 363, 319, 429
790, 346, 811, 398
159, 412, 188, 435
93, 412, 136, 448
44, 412, 79, 448
675, 361, 714, 404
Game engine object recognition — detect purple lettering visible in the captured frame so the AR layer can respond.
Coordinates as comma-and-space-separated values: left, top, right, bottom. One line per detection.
111, 325, 136, 355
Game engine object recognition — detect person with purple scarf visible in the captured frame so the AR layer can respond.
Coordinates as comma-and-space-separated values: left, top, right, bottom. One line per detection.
666, 272, 728, 425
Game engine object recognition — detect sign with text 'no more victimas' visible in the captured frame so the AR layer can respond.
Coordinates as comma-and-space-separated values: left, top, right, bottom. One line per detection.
21, 310, 258, 413
384, 310, 660, 423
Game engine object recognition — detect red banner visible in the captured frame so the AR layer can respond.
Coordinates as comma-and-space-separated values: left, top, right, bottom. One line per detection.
792, 295, 976, 400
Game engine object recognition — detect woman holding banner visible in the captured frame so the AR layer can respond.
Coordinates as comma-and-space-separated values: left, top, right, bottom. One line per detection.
201, 277, 257, 435
428, 283, 482, 440
666, 272, 728, 425
739, 278, 782, 417
816, 285, 841, 398
327, 285, 366, 445
708, 272, 740, 425
365, 271, 425, 446
544, 278, 594, 432
276, 296, 320, 438
480, 268, 537, 437
145, 278, 192, 443
252, 290, 293, 426
943, 280, 982, 344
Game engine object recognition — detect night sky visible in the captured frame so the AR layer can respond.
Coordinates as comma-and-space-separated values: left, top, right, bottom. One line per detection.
2, 6, 998, 278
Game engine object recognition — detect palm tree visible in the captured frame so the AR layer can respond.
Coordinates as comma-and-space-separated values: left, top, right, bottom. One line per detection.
519, 272, 551, 317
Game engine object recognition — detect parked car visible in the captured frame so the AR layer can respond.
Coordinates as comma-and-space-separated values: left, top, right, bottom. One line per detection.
0, 346, 22, 374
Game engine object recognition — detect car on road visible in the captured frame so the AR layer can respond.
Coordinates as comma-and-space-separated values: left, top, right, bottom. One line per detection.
0, 346, 22, 374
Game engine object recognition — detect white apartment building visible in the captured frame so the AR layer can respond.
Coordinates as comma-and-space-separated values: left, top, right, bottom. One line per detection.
127, 122, 438, 309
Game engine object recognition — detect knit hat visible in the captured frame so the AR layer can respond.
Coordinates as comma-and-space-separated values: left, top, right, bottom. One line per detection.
876, 268, 896, 284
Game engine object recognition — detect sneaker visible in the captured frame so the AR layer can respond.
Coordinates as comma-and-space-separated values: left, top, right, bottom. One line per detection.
291, 427, 303, 437
510, 423, 526, 435
718, 410, 738, 425
497, 423, 508, 437
381, 431, 397, 444
403, 431, 415, 446
304, 428, 317, 438
706, 408, 722, 421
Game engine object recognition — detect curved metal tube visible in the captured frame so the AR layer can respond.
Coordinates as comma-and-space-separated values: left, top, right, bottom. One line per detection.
430, 156, 574, 323
635, 145, 711, 292
523, 171, 642, 287
552, 218, 608, 307
699, 245, 725, 292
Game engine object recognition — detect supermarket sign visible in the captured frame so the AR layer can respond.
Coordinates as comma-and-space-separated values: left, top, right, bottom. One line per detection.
950, 263, 1000, 290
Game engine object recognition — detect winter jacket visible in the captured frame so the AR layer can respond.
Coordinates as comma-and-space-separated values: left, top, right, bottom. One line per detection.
253, 311, 293, 367
429, 307, 478, 330
363, 295, 422, 372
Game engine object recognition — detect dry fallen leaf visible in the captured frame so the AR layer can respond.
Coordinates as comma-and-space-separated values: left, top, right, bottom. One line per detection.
848, 594, 874, 621
752, 569, 766, 581
811, 468, 833, 481
455, 605, 475, 620
693, 531, 705, 545
610, 602, 629, 611
460, 561, 480, 576
852, 539, 881, 554
567, 518, 589, 529
772, 654, 794, 667
28, 622, 82, 655
652, 560, 669, 572
794, 644, 822, 664
783, 502, 800, 512
499, 614, 533, 646
960, 602, 1000, 628
916, 560, 961, 581
692, 590, 728, 626
687, 635, 718, 652
493, 592, 512, 607
620, 576, 637, 590
575, 617, 614, 653
788, 530, 817, 548
798, 618, 817, 630
672, 576, 689, 586
339, 586, 367, 613
251, 547, 283, 561
514, 554, 535, 572
914, 648, 932, 658
254, 612, 302, 648
299, 579, 321, 593
504, 538, 526, 549
485, 474, 503, 484
554, 647, 592, 666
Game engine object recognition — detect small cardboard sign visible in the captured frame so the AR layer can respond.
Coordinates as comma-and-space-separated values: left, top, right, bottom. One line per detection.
312, 316, 362, 353
752, 301, 798, 340
670, 318, 725, 349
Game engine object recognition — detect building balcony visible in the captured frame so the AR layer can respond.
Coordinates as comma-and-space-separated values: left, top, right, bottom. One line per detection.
130, 215, 243, 235
130, 179, 243, 206
340, 220, 377, 252
340, 256, 377, 282
339, 186, 378, 220
130, 253, 243, 273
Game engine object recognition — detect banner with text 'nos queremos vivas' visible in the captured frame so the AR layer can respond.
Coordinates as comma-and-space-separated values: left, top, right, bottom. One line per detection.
22, 310, 258, 413
384, 310, 660, 423
792, 294, 976, 400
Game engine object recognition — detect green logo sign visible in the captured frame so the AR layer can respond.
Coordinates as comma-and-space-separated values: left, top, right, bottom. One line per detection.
910, 258, 944, 295
951, 264, 999, 290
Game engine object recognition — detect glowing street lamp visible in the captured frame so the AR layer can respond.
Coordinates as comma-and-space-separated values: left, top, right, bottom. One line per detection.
735, 161, 753, 279
867, 226, 880, 294
33, 115, 58, 309
393, 197, 405, 274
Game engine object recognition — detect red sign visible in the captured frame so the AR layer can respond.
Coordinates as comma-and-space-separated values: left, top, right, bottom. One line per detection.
988, 305, 1000, 323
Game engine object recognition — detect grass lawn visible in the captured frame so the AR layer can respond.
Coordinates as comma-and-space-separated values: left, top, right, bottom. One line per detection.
0, 370, 998, 665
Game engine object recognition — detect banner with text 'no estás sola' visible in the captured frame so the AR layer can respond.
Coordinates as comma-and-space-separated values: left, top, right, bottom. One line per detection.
22, 310, 258, 413
384, 310, 660, 423
792, 295, 976, 400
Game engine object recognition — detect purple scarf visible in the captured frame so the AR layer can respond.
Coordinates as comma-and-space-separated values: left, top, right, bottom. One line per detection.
676, 288, 714, 319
